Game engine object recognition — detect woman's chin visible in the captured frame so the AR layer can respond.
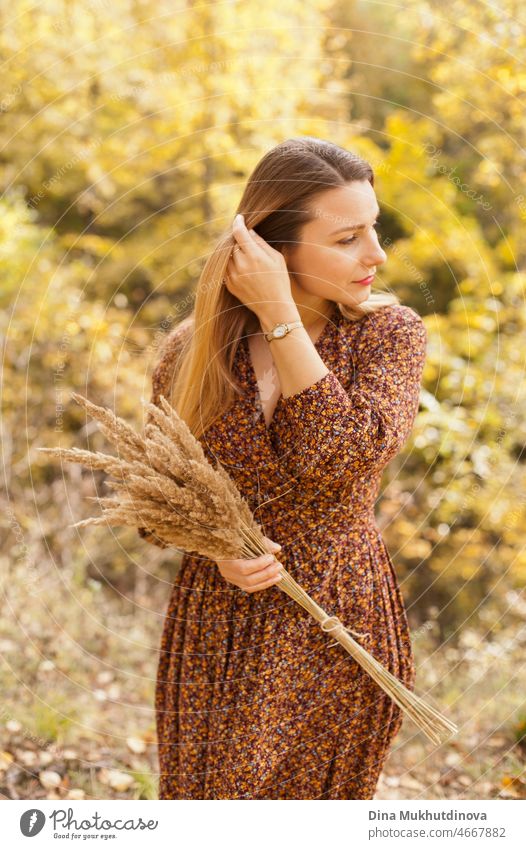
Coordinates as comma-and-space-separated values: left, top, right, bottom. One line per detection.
338, 287, 371, 306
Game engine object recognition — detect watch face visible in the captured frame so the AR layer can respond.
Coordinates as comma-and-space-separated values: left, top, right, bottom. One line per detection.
275, 325, 287, 338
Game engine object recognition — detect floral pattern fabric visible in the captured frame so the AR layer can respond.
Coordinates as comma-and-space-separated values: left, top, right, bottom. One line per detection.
139, 302, 428, 799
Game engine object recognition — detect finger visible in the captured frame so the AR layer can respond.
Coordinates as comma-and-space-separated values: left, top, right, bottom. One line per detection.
246, 561, 282, 585
216, 555, 245, 568
242, 552, 277, 575
263, 535, 282, 553
231, 214, 253, 251
232, 215, 266, 255
246, 572, 284, 593
229, 245, 245, 266
247, 229, 277, 256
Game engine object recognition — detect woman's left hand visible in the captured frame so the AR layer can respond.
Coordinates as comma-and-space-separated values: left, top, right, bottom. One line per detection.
224, 213, 297, 323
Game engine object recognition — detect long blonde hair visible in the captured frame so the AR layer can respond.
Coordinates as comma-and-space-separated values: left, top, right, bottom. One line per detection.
166, 136, 399, 439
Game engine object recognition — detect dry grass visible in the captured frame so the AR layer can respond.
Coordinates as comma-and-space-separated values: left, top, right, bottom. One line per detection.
38, 392, 258, 562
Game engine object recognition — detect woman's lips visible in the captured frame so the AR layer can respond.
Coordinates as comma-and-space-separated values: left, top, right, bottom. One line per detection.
353, 274, 375, 285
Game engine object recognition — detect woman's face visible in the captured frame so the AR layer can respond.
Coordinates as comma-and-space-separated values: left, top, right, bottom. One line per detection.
282, 180, 387, 308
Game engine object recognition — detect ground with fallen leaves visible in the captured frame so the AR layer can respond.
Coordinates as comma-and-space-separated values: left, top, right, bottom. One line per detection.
1, 557, 524, 801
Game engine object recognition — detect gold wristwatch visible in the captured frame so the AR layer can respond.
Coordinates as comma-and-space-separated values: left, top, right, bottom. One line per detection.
264, 320, 303, 343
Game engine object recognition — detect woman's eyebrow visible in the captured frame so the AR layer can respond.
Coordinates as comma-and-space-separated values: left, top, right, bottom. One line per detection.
329, 207, 381, 234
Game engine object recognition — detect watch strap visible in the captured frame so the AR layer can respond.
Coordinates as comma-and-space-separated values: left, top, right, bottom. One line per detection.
264, 320, 303, 342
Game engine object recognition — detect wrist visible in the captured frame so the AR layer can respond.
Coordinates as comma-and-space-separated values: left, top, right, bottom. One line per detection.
257, 305, 301, 333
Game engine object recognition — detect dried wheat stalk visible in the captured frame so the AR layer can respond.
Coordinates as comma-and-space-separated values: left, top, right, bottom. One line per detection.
38, 391, 458, 746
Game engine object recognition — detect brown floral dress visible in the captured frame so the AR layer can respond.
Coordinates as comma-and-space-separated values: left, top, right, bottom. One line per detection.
139, 301, 427, 800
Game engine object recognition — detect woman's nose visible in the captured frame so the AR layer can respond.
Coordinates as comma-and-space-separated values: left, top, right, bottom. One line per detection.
359, 248, 387, 269
375, 245, 388, 265
362, 234, 387, 266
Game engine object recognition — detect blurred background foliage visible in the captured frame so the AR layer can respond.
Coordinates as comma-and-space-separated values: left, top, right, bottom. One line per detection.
1, 0, 526, 800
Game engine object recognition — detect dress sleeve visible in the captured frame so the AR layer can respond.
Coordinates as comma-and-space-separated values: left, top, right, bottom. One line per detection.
274, 305, 427, 494
137, 320, 192, 548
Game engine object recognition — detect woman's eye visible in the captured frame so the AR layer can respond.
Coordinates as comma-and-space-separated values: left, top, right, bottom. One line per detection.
338, 221, 381, 245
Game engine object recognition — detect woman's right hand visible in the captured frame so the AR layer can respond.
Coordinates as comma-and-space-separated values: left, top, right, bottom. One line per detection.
215, 536, 284, 593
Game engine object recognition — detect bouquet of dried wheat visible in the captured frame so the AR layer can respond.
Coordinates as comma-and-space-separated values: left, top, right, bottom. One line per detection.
38, 391, 458, 746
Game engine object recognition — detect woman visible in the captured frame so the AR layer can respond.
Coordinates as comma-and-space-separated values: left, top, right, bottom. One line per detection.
139, 136, 427, 800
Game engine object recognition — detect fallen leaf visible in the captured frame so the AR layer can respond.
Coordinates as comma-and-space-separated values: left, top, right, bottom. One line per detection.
18, 750, 38, 766
440, 769, 456, 786
489, 735, 508, 747
126, 737, 146, 754
67, 789, 86, 800
476, 781, 493, 795
400, 775, 422, 791
98, 768, 135, 792
0, 751, 14, 771
39, 770, 62, 789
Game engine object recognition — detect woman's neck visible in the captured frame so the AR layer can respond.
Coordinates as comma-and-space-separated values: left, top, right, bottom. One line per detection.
295, 299, 335, 331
